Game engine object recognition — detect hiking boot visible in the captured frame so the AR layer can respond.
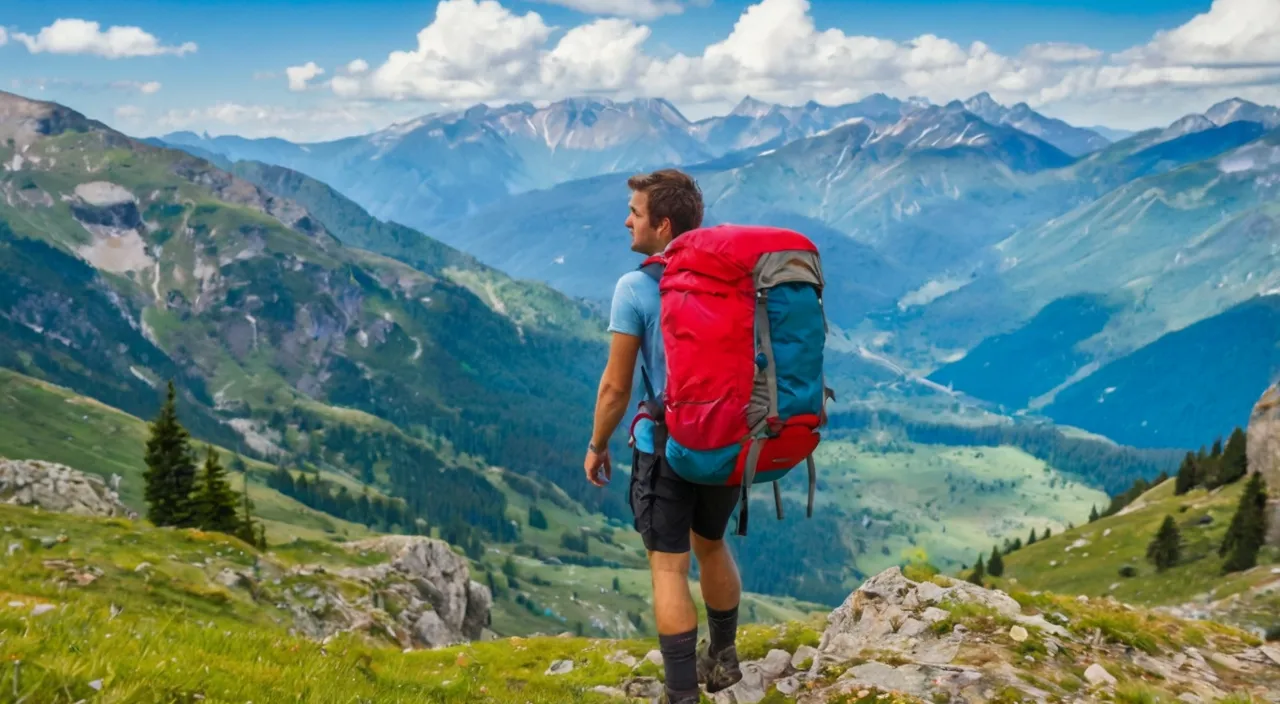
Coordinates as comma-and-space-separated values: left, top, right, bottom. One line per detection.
696, 638, 742, 693
657, 686, 702, 703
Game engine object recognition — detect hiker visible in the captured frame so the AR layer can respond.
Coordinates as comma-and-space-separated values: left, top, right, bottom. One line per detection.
583, 168, 745, 702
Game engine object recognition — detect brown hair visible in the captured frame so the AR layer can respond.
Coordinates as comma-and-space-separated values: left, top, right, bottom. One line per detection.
627, 168, 704, 237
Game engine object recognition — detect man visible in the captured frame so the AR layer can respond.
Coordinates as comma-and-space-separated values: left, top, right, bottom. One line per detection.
584, 168, 744, 703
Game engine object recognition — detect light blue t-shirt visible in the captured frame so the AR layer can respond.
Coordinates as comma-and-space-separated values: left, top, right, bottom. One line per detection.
608, 269, 665, 454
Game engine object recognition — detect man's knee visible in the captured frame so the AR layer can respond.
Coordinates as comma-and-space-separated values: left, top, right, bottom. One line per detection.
649, 549, 691, 575
691, 532, 728, 560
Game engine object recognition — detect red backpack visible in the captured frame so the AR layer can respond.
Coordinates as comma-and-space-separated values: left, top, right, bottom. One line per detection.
634, 224, 833, 536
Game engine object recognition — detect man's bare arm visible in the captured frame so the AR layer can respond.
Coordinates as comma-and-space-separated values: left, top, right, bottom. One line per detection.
590, 331, 642, 450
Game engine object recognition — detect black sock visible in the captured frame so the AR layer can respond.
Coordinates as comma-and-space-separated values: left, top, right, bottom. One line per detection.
658, 628, 698, 692
706, 604, 739, 655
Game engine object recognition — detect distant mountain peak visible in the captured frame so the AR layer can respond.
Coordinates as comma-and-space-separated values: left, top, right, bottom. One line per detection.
730, 95, 776, 119
1204, 97, 1280, 129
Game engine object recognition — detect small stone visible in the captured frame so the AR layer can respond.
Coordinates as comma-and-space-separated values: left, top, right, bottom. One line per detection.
1260, 645, 1280, 666
545, 659, 574, 676
642, 649, 662, 666
1084, 663, 1117, 687
791, 645, 819, 669
40, 537, 57, 549
7, 542, 19, 556
1103, 528, 1111, 537
1172, 653, 1189, 669
31, 603, 55, 616
590, 685, 625, 698
89, 680, 103, 691
760, 649, 793, 679
1009, 625, 1028, 643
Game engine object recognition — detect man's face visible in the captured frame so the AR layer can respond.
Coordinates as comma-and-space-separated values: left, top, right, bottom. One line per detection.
626, 190, 668, 255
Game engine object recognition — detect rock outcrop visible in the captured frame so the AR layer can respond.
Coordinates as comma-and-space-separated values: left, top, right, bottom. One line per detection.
1247, 382, 1280, 546
608, 567, 1280, 704
337, 535, 493, 647
0, 458, 136, 519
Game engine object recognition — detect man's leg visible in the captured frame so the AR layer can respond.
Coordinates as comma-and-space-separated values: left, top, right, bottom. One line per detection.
629, 449, 701, 700
689, 487, 746, 692
692, 532, 741, 655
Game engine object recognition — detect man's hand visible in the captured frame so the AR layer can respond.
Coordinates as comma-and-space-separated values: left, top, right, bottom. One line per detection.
585, 446, 612, 487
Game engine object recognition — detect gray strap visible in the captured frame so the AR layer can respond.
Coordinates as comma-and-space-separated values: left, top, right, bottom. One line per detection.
774, 482, 784, 520
754, 290, 780, 425
806, 454, 816, 518
737, 438, 766, 536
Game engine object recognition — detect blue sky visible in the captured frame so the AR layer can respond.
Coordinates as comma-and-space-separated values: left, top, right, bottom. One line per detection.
3, 0, 1274, 141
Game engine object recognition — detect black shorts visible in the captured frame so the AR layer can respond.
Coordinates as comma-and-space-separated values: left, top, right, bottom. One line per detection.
629, 448, 740, 554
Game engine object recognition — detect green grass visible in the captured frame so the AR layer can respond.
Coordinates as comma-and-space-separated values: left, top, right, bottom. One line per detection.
0, 368, 373, 544
991, 476, 1280, 636
807, 439, 1109, 574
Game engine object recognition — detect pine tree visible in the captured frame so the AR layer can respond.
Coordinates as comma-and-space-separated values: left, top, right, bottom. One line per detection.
1088, 505, 1100, 523
192, 445, 241, 533
1146, 515, 1181, 572
1027, 528, 1037, 545
968, 554, 985, 585
1210, 437, 1223, 458
1216, 428, 1249, 488
1043, 527, 1051, 539
233, 476, 266, 549
987, 545, 1004, 577
1220, 473, 1269, 573
1174, 451, 1198, 495
143, 380, 198, 527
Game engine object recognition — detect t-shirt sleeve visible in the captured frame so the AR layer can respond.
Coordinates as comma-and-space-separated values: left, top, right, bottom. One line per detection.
607, 272, 644, 337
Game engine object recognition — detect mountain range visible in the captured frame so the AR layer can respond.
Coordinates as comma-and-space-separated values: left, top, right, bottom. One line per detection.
150, 91, 1280, 451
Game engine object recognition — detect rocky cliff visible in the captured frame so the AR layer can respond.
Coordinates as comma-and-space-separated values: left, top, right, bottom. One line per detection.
1247, 382, 1280, 546
0, 458, 136, 518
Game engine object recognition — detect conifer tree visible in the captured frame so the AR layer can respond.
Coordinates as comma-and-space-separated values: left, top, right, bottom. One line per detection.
234, 475, 266, 549
143, 380, 198, 527
193, 445, 240, 533
1146, 515, 1181, 572
1027, 528, 1037, 545
1216, 428, 1249, 488
1089, 505, 1100, 523
1220, 473, 1269, 573
1043, 527, 1051, 539
968, 554, 985, 585
987, 545, 1004, 577
1174, 451, 1198, 495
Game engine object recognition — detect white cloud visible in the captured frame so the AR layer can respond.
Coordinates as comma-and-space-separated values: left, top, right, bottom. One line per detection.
13, 18, 196, 58
535, 0, 687, 21
0, 27, 8, 47
346, 59, 370, 74
1120, 0, 1280, 66
286, 61, 325, 91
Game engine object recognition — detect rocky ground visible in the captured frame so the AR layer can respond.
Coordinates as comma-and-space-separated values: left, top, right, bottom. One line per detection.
575, 567, 1280, 703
